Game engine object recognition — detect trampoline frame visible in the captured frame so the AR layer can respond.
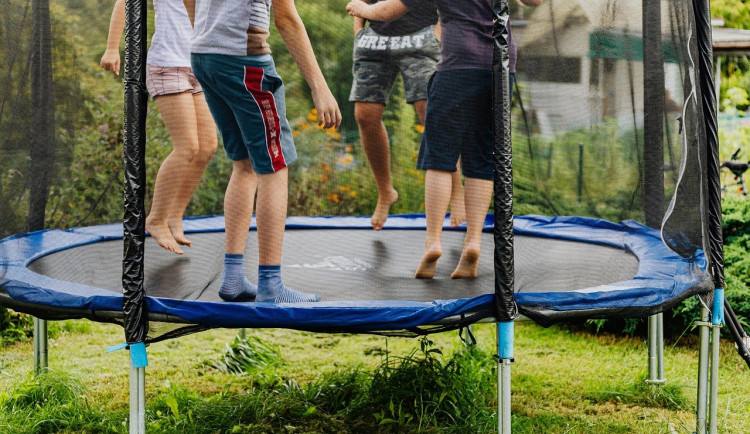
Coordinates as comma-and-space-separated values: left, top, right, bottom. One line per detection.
0, 214, 711, 332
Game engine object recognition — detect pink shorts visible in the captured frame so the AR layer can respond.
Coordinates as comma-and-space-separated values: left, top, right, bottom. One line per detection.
145, 65, 203, 98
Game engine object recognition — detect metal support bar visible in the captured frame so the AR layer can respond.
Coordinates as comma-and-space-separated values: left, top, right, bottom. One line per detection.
709, 326, 720, 434
707, 288, 723, 434
498, 358, 512, 434
497, 321, 513, 434
33, 317, 48, 374
657, 313, 664, 380
646, 313, 665, 384
696, 306, 710, 434
129, 365, 146, 434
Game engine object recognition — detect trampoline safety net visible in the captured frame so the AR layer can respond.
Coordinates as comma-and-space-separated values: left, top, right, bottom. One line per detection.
0, 0, 718, 340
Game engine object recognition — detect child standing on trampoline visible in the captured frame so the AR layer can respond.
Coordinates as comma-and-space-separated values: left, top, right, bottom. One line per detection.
186, 0, 341, 303
101, 0, 217, 256
350, 1, 466, 231
347, 0, 499, 279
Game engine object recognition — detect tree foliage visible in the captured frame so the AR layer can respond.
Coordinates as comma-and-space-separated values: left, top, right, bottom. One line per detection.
711, 0, 750, 30
712, 0, 750, 113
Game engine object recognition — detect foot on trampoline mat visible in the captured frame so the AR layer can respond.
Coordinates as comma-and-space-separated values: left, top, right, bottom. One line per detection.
256, 285, 321, 303
219, 278, 258, 302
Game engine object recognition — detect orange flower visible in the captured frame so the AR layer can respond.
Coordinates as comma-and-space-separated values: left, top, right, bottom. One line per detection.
327, 193, 340, 204
414, 124, 425, 133
336, 153, 354, 167
326, 128, 341, 140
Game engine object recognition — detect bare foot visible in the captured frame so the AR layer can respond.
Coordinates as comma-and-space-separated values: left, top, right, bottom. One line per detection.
146, 219, 183, 255
371, 188, 398, 231
168, 218, 192, 247
415, 246, 442, 279
450, 247, 480, 279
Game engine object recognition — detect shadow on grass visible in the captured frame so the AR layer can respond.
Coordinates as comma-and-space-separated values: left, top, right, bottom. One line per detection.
512, 413, 632, 434
582, 374, 688, 411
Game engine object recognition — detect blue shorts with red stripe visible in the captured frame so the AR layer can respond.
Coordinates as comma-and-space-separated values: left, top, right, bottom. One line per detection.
191, 53, 296, 174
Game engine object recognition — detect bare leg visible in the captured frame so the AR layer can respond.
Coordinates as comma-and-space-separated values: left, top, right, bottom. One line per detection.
451, 177, 493, 279
253, 167, 318, 302
355, 101, 398, 230
225, 159, 257, 255
449, 166, 466, 227
166, 93, 217, 246
219, 159, 258, 301
415, 169, 452, 278
146, 92, 203, 254
414, 100, 465, 228
255, 167, 288, 265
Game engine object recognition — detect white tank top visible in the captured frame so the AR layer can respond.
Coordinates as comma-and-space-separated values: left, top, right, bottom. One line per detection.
147, 0, 193, 67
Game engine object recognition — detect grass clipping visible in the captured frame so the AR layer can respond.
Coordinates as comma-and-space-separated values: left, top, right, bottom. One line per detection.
207, 334, 284, 375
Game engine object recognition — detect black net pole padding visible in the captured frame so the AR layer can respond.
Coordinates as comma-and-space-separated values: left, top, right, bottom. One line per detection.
122, 0, 149, 345
642, 0, 666, 229
692, 0, 724, 290
28, 0, 56, 233
492, 0, 518, 322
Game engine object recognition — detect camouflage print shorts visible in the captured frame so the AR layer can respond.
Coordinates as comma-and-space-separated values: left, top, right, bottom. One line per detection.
349, 25, 441, 104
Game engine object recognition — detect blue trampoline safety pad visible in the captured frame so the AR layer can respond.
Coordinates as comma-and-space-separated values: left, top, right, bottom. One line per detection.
0, 215, 711, 332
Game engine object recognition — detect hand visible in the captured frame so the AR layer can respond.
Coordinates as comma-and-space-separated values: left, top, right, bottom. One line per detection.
311, 87, 342, 130
100, 49, 121, 75
346, 0, 369, 18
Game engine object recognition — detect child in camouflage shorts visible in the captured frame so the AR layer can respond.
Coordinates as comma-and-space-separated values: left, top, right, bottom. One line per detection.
350, 0, 466, 231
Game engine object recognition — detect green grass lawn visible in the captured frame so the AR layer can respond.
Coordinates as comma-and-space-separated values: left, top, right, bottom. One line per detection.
0, 320, 748, 433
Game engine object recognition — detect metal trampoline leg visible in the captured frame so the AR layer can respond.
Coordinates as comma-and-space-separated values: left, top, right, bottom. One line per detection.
709, 325, 720, 434
33, 318, 48, 374
647, 313, 665, 385
657, 313, 665, 380
497, 322, 513, 434
696, 306, 710, 434
708, 288, 723, 434
129, 365, 146, 434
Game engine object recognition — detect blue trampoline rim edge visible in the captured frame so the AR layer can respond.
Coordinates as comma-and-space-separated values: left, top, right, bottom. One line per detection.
0, 214, 711, 331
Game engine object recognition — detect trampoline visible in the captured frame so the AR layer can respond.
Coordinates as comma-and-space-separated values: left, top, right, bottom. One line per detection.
0, 214, 711, 336
0, 0, 735, 432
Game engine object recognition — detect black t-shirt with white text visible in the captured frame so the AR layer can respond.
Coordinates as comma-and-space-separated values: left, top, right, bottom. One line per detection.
367, 0, 437, 36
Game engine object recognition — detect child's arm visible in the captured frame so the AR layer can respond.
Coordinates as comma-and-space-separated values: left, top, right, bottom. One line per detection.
100, 0, 125, 75
346, 0, 409, 22
352, 0, 370, 36
353, 15, 366, 37
273, 0, 342, 130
